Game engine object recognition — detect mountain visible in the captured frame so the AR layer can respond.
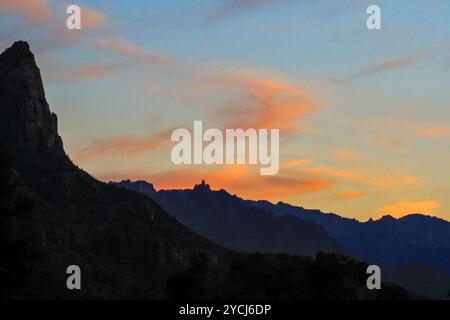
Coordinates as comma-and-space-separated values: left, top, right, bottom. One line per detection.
252, 201, 450, 277
114, 180, 450, 298
112, 179, 345, 256
0, 41, 233, 299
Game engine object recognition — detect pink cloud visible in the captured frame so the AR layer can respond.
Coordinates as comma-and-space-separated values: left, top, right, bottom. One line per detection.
73, 129, 173, 162
97, 38, 175, 64
216, 71, 316, 132
0, 0, 52, 23
47, 64, 115, 82
81, 7, 107, 30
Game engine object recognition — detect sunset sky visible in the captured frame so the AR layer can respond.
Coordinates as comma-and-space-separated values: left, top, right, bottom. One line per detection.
1, 0, 449, 221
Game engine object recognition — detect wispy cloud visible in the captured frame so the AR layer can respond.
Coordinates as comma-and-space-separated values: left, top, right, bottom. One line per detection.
47, 64, 115, 82
47, 38, 176, 82
0, 1, 108, 53
413, 126, 450, 138
0, 0, 52, 23
74, 129, 173, 162
81, 6, 107, 30
300, 166, 421, 187
148, 67, 318, 134
334, 150, 358, 160
280, 159, 311, 169
96, 38, 175, 65
346, 51, 435, 81
216, 70, 316, 132
211, 0, 286, 21
336, 190, 364, 200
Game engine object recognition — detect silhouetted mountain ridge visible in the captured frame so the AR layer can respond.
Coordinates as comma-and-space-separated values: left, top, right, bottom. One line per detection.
114, 179, 450, 298
251, 201, 450, 276
112, 179, 345, 256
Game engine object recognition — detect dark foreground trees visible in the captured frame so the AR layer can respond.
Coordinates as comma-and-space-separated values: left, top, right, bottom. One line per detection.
167, 252, 410, 300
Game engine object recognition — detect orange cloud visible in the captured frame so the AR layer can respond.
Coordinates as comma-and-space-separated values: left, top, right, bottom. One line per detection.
218, 71, 316, 132
300, 166, 421, 187
148, 68, 317, 133
379, 200, 440, 218
74, 129, 173, 162
98, 163, 332, 201
147, 166, 332, 201
336, 190, 364, 200
280, 159, 311, 169
414, 126, 450, 138
0, 0, 52, 23
335, 150, 357, 160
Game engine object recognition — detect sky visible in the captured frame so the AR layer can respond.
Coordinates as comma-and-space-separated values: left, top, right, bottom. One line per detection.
1, 0, 449, 221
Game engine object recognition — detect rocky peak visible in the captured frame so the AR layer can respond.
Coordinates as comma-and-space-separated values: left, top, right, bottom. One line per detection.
193, 179, 211, 192
0, 41, 71, 172
112, 179, 157, 196
0, 41, 33, 62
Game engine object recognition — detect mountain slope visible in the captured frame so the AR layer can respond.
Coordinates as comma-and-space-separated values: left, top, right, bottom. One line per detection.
113, 180, 345, 256
113, 180, 450, 298
253, 201, 450, 277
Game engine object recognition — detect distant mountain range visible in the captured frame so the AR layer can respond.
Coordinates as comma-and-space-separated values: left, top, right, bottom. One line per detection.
113, 180, 345, 256
251, 201, 450, 276
113, 179, 450, 298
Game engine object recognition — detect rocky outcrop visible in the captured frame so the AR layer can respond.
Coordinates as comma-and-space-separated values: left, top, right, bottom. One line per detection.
111, 179, 157, 196
0, 41, 70, 173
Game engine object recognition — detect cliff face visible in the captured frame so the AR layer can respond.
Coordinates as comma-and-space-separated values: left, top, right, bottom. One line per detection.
0, 41, 229, 299
0, 41, 69, 173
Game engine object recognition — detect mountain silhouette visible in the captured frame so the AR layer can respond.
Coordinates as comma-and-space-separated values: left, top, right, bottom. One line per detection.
252, 201, 450, 276
113, 179, 345, 256
115, 179, 450, 298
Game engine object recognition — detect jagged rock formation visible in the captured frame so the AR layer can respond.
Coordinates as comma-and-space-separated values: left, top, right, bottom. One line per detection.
0, 41, 70, 174
112, 179, 157, 196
